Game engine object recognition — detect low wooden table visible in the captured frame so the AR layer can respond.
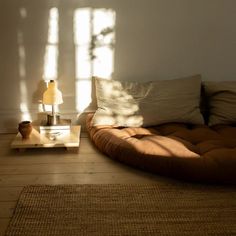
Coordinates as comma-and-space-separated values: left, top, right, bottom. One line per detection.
11, 126, 81, 152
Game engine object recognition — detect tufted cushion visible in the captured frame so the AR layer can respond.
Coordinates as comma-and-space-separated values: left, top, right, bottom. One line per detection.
87, 113, 236, 184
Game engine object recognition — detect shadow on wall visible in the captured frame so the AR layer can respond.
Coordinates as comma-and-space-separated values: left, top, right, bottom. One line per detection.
0, 1, 116, 130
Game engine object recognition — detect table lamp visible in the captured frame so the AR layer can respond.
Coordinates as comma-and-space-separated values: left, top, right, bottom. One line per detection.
43, 80, 63, 125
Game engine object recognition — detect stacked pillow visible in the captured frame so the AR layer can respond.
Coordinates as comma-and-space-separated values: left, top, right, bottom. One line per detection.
92, 75, 204, 127
203, 81, 236, 126
91, 75, 236, 127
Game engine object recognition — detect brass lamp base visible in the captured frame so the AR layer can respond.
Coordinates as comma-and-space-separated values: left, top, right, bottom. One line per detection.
47, 114, 60, 125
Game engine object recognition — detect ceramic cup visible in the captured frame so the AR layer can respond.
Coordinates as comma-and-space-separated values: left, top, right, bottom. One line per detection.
18, 121, 32, 139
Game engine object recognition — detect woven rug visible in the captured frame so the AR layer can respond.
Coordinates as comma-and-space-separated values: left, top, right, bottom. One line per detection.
5, 184, 236, 236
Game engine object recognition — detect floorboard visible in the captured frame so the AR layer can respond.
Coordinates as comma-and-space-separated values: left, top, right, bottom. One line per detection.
0, 219, 9, 236
0, 202, 16, 218
0, 187, 23, 201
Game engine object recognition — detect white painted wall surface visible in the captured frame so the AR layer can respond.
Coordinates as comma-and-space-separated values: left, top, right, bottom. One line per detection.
0, 0, 236, 132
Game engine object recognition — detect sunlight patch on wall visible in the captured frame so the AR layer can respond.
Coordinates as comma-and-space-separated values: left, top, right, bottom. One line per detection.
93, 46, 113, 79
93, 9, 115, 79
43, 8, 59, 81
43, 45, 58, 80
73, 8, 91, 112
73, 8, 115, 112
18, 45, 26, 78
19, 7, 27, 19
19, 67, 31, 121
18, 7, 31, 121
43, 8, 59, 113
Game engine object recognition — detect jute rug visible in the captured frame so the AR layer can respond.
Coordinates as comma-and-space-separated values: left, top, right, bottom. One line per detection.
5, 184, 236, 236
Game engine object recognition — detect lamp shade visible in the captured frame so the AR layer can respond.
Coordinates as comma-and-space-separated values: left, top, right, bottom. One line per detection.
43, 80, 63, 105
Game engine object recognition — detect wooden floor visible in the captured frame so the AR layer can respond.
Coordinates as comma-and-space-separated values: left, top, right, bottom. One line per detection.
0, 132, 176, 235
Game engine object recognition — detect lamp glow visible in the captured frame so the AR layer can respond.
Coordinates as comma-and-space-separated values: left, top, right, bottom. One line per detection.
43, 80, 63, 125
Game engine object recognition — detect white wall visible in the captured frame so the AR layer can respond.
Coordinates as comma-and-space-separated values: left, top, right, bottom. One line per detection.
1, 0, 236, 132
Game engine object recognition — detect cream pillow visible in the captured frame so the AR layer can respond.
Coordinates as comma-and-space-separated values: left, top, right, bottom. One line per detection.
204, 81, 236, 126
92, 75, 204, 127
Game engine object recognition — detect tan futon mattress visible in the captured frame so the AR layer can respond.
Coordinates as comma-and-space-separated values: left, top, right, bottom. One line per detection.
86, 113, 236, 184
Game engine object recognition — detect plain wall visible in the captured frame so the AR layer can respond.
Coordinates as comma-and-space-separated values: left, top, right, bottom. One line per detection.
1, 0, 236, 132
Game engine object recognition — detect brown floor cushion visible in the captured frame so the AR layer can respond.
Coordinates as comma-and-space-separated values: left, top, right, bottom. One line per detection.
86, 113, 236, 184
